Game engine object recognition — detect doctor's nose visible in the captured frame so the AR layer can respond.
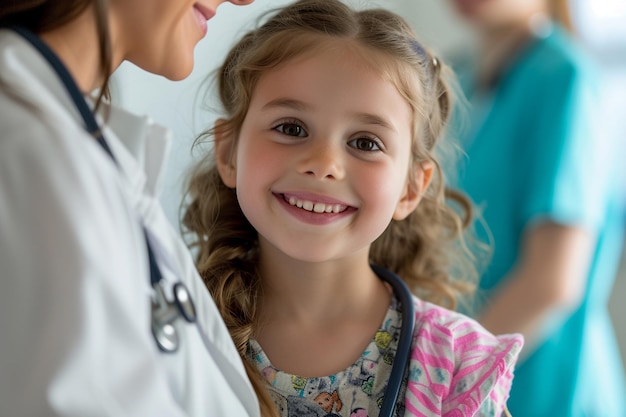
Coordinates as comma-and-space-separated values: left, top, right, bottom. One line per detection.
298, 142, 346, 180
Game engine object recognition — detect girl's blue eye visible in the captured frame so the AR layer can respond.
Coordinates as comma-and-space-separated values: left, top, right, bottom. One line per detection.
348, 137, 381, 152
274, 122, 307, 137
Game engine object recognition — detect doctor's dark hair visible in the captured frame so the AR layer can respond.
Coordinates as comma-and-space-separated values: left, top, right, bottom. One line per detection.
0, 0, 112, 109
183, 1, 478, 414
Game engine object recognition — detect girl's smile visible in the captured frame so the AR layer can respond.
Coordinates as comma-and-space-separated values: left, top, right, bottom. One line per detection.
273, 191, 356, 226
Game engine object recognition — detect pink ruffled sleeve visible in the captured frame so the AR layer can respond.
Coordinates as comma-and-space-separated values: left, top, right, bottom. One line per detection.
403, 298, 523, 417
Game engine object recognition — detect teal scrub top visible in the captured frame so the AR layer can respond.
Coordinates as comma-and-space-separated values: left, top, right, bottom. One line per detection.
452, 26, 626, 417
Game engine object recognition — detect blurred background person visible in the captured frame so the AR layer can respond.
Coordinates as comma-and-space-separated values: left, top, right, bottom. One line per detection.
441, 0, 626, 416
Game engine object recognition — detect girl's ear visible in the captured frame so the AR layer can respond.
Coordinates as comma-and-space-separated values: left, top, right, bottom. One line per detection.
214, 119, 237, 188
393, 160, 434, 221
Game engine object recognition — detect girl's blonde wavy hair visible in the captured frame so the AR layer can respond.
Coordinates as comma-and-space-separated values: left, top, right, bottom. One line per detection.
182, 1, 480, 415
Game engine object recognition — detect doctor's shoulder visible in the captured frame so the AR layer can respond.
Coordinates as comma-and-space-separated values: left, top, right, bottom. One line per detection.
0, 45, 99, 159
407, 297, 523, 416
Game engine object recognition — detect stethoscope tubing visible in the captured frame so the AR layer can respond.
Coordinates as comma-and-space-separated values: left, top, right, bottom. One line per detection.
372, 264, 416, 417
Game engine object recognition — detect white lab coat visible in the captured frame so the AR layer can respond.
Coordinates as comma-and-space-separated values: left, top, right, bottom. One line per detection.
0, 29, 260, 417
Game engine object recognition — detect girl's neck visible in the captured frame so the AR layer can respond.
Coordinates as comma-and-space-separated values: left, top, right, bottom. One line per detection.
39, 5, 117, 93
257, 246, 387, 323
254, 245, 393, 377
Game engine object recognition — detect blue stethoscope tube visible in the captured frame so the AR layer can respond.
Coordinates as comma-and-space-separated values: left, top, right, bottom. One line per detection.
372, 265, 417, 417
13, 26, 417, 417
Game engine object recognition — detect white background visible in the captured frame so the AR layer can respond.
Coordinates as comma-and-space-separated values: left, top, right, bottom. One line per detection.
111, 0, 626, 372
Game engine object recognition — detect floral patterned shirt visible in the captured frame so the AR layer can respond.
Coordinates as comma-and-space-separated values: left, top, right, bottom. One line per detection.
248, 296, 522, 417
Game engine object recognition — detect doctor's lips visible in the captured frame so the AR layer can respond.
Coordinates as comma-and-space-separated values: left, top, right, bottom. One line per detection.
193, 3, 215, 36
277, 192, 352, 214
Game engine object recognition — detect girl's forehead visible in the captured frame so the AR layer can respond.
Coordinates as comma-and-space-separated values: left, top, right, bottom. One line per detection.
262, 38, 415, 99
254, 45, 408, 107
278, 38, 396, 73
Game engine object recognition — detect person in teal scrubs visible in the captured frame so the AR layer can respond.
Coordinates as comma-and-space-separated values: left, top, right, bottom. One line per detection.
446, 0, 626, 415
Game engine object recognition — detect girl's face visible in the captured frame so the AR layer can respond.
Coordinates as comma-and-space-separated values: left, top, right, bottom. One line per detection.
216, 44, 432, 264
112, 0, 254, 80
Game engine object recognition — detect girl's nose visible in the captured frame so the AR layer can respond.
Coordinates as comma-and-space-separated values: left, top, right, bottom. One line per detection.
298, 142, 345, 180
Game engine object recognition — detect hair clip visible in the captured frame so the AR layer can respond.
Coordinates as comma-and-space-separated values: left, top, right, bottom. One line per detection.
410, 39, 439, 72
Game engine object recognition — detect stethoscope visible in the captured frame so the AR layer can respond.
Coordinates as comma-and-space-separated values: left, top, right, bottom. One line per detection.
12, 27, 417, 416
13, 26, 197, 354
372, 264, 417, 417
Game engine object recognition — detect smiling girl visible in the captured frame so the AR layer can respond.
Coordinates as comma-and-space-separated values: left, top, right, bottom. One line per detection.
183, 1, 523, 416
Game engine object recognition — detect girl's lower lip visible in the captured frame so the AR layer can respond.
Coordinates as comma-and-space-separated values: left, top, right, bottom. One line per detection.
274, 194, 354, 226
193, 6, 208, 37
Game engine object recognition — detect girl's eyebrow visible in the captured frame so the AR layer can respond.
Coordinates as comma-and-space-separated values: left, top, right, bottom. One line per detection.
261, 98, 312, 112
352, 112, 395, 131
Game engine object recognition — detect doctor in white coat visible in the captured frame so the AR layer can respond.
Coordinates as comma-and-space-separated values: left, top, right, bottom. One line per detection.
0, 1, 261, 416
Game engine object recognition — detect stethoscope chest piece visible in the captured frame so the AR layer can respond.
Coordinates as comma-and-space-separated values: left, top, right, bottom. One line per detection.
151, 281, 198, 353
152, 321, 179, 353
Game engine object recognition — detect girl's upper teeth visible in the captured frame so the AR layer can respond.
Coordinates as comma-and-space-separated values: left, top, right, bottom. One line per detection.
288, 196, 345, 214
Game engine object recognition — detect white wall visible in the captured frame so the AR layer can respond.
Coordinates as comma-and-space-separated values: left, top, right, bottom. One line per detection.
111, 0, 626, 369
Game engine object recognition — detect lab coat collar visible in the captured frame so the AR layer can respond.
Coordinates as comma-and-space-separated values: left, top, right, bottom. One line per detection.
100, 103, 172, 198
